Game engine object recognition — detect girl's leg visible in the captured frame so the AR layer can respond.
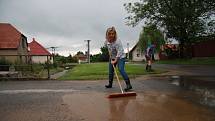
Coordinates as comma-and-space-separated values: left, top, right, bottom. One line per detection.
117, 58, 129, 80
117, 58, 132, 91
105, 61, 114, 88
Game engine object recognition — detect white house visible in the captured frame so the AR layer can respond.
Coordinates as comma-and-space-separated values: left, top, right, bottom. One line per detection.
130, 43, 160, 62
28, 38, 53, 64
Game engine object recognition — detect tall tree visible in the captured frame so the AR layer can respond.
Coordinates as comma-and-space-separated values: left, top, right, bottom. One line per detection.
124, 0, 215, 58
100, 46, 109, 61
76, 51, 84, 55
138, 24, 165, 53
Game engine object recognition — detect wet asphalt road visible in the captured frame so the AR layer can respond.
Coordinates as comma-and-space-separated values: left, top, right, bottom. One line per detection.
0, 76, 215, 121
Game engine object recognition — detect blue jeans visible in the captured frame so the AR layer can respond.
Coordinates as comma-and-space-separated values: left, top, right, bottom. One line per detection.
109, 58, 129, 82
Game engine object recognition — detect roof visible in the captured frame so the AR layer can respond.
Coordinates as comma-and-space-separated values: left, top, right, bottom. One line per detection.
75, 54, 87, 61
0, 23, 22, 49
130, 44, 138, 53
28, 38, 51, 56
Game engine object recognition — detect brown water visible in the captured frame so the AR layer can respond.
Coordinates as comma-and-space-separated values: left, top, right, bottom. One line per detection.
63, 91, 215, 121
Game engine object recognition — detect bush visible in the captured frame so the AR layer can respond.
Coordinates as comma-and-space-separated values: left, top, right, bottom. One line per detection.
0, 57, 11, 71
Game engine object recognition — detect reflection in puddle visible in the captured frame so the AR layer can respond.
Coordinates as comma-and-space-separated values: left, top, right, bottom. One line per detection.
170, 76, 215, 107
170, 76, 180, 86
108, 97, 136, 121
62, 91, 215, 121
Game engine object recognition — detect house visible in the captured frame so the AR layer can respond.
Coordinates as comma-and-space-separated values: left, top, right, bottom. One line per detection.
74, 53, 87, 64
129, 44, 145, 61
0, 23, 28, 63
130, 43, 160, 62
28, 38, 53, 64
159, 44, 179, 60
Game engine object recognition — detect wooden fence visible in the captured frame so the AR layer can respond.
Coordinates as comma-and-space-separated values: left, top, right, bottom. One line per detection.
192, 40, 215, 57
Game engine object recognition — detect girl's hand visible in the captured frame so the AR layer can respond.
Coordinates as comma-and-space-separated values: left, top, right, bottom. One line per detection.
111, 59, 117, 65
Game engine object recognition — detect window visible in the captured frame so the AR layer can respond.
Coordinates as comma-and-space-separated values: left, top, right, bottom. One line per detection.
137, 49, 140, 57
22, 38, 26, 48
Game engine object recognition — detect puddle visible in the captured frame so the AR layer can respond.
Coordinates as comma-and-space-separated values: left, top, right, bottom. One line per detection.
170, 76, 215, 107
0, 89, 78, 94
62, 91, 215, 121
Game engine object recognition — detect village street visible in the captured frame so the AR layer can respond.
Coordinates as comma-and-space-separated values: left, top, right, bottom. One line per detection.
0, 64, 215, 121
1, 0, 215, 120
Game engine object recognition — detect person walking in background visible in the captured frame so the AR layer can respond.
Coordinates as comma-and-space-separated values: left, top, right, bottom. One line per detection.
145, 44, 155, 71
104, 26, 133, 92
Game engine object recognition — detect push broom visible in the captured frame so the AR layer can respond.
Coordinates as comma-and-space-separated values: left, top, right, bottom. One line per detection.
107, 63, 137, 98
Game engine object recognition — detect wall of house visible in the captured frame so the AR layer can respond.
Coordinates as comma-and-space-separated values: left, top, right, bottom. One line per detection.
0, 36, 29, 64
131, 48, 160, 62
31, 56, 53, 64
31, 56, 47, 64
17, 35, 28, 63
131, 48, 145, 61
0, 50, 20, 63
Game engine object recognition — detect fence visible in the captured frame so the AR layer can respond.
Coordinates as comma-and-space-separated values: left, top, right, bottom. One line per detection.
192, 40, 215, 57
0, 55, 50, 80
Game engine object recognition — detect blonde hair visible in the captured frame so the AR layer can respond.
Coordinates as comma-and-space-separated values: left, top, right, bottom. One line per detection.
106, 26, 117, 42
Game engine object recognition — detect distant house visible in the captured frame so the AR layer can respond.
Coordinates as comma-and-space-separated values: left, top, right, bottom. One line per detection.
28, 38, 53, 64
130, 43, 160, 62
74, 54, 87, 64
0, 23, 28, 63
158, 44, 179, 60
130, 44, 145, 62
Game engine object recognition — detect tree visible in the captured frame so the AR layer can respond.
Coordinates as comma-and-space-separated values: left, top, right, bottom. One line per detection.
67, 54, 77, 63
55, 54, 67, 64
138, 24, 165, 53
124, 0, 215, 58
91, 53, 102, 62
76, 51, 84, 55
91, 46, 109, 62
100, 46, 109, 61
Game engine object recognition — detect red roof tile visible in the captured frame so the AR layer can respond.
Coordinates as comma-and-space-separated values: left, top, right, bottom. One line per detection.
0, 23, 22, 49
28, 38, 51, 55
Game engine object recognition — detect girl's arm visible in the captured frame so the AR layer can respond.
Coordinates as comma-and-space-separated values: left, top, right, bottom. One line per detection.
116, 40, 124, 59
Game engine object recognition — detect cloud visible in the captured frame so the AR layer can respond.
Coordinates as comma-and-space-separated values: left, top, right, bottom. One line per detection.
0, 0, 142, 56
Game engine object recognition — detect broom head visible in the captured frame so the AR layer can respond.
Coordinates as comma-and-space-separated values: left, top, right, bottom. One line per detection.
107, 92, 137, 98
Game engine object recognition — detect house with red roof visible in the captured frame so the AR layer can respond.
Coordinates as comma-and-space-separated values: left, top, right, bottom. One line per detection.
0, 23, 28, 63
75, 54, 87, 64
28, 38, 53, 64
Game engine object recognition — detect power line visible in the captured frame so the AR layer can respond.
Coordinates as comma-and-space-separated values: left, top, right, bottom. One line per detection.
47, 46, 59, 63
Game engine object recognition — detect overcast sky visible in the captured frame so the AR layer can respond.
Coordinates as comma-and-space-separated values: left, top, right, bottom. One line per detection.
0, 0, 142, 56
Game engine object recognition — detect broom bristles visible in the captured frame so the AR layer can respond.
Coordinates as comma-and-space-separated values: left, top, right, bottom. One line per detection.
107, 92, 137, 98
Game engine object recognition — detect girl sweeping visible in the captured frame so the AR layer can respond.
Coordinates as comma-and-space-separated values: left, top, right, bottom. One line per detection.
104, 26, 133, 92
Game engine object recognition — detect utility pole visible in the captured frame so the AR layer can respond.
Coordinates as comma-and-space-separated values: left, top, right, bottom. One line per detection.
84, 40, 91, 63
50, 46, 58, 63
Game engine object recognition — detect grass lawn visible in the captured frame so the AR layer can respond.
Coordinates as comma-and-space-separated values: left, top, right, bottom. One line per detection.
155, 57, 215, 65
59, 62, 165, 80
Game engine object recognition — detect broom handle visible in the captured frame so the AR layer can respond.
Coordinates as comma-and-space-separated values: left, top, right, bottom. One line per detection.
108, 50, 124, 93
112, 64, 124, 94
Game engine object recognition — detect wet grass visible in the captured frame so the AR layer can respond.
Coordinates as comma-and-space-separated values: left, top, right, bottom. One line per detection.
155, 57, 215, 65
58, 63, 165, 80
